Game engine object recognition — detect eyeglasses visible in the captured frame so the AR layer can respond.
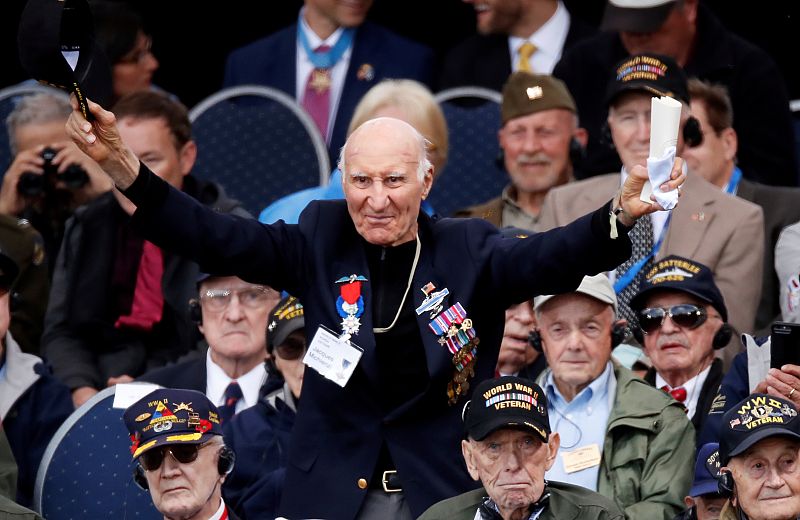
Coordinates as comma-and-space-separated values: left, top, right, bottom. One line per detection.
140, 442, 212, 471
117, 35, 153, 65
199, 286, 278, 312
275, 335, 306, 361
637, 304, 707, 334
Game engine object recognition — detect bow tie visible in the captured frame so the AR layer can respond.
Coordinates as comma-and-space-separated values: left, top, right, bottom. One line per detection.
661, 385, 687, 403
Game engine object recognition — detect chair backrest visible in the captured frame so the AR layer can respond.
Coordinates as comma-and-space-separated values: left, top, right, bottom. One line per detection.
34, 386, 163, 520
189, 85, 331, 216
0, 83, 70, 180
432, 87, 507, 218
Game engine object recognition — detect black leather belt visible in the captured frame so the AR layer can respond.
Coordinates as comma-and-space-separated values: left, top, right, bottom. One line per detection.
370, 469, 402, 493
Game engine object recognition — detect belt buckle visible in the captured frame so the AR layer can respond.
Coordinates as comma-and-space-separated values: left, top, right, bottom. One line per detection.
382, 470, 401, 493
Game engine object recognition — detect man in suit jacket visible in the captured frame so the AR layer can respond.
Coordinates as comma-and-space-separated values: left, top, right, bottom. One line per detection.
223, 0, 434, 165
139, 275, 279, 420
682, 79, 800, 332
539, 54, 764, 365
440, 0, 594, 90
67, 96, 686, 518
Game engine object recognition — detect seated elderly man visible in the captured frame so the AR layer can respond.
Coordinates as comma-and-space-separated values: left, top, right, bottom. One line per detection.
533, 274, 694, 518
673, 442, 725, 520
123, 388, 240, 520
419, 376, 625, 520
717, 393, 800, 520
630, 256, 733, 436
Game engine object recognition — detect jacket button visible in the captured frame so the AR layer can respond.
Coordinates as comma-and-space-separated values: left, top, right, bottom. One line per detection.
358, 478, 368, 489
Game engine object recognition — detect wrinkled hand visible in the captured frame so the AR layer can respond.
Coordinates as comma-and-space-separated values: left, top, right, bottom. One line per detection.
107, 374, 134, 387
71, 386, 99, 408
618, 157, 686, 225
65, 95, 139, 189
755, 365, 800, 406
0, 146, 47, 215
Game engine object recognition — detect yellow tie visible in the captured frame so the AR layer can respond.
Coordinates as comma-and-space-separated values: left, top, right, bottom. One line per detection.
517, 42, 537, 73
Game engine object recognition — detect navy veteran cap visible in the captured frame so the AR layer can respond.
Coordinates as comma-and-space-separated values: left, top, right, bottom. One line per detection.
464, 376, 550, 442
18, 0, 113, 118
267, 295, 305, 353
690, 442, 722, 497
605, 53, 688, 107
123, 388, 222, 460
720, 393, 800, 465
630, 255, 727, 322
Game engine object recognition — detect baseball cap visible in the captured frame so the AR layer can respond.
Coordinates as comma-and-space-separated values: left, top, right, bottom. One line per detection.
267, 295, 305, 354
501, 72, 576, 125
534, 274, 618, 315
464, 376, 550, 442
601, 0, 677, 33
720, 393, 800, 465
630, 255, 727, 322
605, 53, 689, 107
689, 442, 722, 497
18, 0, 113, 118
123, 388, 223, 460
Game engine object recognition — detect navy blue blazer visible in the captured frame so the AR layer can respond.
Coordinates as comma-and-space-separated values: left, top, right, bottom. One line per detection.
224, 21, 435, 164
123, 165, 631, 519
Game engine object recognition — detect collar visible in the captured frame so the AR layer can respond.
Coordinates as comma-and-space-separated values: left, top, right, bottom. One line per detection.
509, 1, 570, 61
479, 485, 550, 520
208, 498, 227, 520
299, 7, 346, 49
545, 361, 613, 407
501, 184, 521, 207
655, 361, 712, 415
205, 349, 268, 410
0, 332, 43, 419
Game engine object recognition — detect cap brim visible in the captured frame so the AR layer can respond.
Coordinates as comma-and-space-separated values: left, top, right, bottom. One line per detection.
689, 479, 721, 498
468, 416, 549, 443
605, 81, 674, 108
132, 431, 218, 460
725, 430, 800, 465
600, 3, 675, 32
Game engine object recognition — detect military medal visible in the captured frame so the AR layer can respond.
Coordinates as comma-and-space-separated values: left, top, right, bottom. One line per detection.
336, 274, 368, 336
310, 68, 332, 94
428, 302, 480, 405
415, 282, 449, 318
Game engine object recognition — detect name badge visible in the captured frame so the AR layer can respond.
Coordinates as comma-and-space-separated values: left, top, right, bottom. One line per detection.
304, 326, 363, 388
561, 444, 602, 474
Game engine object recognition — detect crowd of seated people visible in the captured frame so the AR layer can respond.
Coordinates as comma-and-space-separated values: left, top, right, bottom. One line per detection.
3, 1, 800, 519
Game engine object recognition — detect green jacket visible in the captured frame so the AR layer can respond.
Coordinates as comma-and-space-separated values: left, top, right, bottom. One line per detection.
418, 481, 625, 520
596, 364, 695, 520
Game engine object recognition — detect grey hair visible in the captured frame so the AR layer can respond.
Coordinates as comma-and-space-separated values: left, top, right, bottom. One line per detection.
6, 92, 71, 155
337, 117, 433, 183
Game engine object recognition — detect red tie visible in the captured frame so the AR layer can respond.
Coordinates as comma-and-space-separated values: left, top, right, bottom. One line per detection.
115, 241, 164, 331
302, 45, 332, 140
661, 385, 687, 402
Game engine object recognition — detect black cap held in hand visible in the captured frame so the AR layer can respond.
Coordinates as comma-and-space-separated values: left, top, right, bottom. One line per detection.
18, 0, 113, 118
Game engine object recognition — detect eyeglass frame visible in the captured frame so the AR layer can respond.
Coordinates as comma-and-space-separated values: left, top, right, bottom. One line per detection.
637, 303, 709, 335
139, 441, 215, 472
198, 285, 279, 312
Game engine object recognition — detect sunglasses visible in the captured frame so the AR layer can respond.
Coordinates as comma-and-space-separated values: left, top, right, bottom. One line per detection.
140, 442, 212, 471
637, 304, 707, 334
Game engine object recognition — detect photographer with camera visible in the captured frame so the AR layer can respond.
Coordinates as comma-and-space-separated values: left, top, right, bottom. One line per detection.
0, 92, 111, 271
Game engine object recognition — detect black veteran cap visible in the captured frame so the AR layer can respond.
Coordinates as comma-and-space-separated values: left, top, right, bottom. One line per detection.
720, 393, 800, 465
605, 53, 688, 107
464, 376, 550, 442
630, 255, 727, 322
267, 295, 305, 353
18, 0, 113, 118
501, 72, 576, 125
123, 388, 222, 460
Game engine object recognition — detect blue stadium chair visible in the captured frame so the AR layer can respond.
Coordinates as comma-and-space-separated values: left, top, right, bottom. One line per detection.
188, 85, 331, 216
0, 83, 69, 181
34, 385, 163, 520
432, 87, 507, 218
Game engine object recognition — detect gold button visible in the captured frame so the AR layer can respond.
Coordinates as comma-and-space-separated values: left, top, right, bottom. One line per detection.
357, 478, 368, 489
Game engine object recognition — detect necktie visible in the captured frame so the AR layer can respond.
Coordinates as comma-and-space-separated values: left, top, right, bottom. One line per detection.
115, 240, 164, 331
517, 42, 537, 72
302, 44, 332, 140
661, 385, 687, 402
219, 382, 243, 423
615, 213, 654, 327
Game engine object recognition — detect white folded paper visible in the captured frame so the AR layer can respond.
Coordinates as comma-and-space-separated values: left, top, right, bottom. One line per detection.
640, 95, 682, 208
744, 333, 771, 393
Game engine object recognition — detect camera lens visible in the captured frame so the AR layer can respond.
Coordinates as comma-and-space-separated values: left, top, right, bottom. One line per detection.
57, 164, 89, 189
17, 172, 45, 197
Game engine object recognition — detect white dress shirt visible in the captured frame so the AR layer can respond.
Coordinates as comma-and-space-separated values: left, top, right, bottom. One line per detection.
508, 1, 570, 74
205, 349, 267, 415
656, 363, 712, 419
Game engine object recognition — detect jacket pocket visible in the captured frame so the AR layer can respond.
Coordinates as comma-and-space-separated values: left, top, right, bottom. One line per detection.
606, 434, 647, 505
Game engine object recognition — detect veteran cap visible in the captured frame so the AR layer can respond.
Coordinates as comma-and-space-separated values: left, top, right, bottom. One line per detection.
720, 393, 800, 465
605, 53, 689, 107
601, 0, 678, 33
690, 442, 723, 497
501, 72, 576, 124
630, 255, 727, 322
534, 274, 618, 315
17, 0, 113, 118
464, 376, 550, 442
123, 388, 223, 460
267, 295, 305, 353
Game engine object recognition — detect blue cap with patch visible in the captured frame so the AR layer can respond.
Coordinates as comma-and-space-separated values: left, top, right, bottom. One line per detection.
689, 442, 722, 497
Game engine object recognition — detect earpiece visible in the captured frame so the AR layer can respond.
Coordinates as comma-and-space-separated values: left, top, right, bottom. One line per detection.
712, 323, 734, 349
568, 137, 586, 170
133, 463, 148, 490
529, 323, 626, 353
495, 149, 505, 170
189, 298, 202, 324
599, 121, 614, 149
718, 469, 735, 498
529, 329, 543, 353
683, 116, 703, 148
632, 326, 644, 346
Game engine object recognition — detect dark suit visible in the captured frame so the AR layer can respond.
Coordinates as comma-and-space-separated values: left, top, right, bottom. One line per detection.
121, 165, 632, 519
224, 21, 435, 165
138, 357, 206, 392
736, 178, 800, 331
439, 16, 595, 91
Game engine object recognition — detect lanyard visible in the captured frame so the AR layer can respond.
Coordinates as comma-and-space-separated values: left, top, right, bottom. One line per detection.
297, 20, 355, 69
724, 166, 743, 195
613, 214, 671, 294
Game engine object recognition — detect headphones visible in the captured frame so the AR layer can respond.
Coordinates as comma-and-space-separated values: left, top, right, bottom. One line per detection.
133, 444, 236, 491
600, 116, 704, 149
631, 322, 733, 349
718, 469, 735, 498
494, 137, 586, 171
529, 322, 627, 353
189, 298, 202, 325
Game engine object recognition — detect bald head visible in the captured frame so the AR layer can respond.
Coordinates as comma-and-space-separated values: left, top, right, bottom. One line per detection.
339, 117, 431, 181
